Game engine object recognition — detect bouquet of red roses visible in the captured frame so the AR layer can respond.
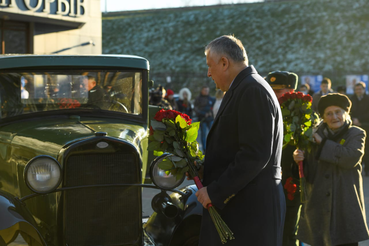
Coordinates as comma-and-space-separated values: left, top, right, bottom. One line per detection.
279, 92, 318, 203
148, 109, 234, 244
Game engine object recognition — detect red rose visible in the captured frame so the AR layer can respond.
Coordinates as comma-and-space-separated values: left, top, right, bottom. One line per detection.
303, 94, 312, 102
278, 97, 284, 105
180, 112, 192, 125
154, 109, 193, 126
149, 126, 154, 136
284, 93, 291, 100
287, 193, 295, 201
290, 93, 297, 99
154, 109, 166, 121
297, 92, 303, 99
287, 184, 297, 193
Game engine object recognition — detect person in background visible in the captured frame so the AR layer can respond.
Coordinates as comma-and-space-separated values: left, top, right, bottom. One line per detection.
350, 82, 369, 176
165, 89, 178, 110
149, 85, 172, 109
196, 34, 285, 246
337, 85, 347, 95
194, 85, 215, 151
293, 93, 369, 246
312, 77, 334, 113
176, 87, 192, 117
266, 70, 302, 246
84, 76, 104, 106
212, 89, 224, 118
20, 77, 29, 99
299, 83, 314, 96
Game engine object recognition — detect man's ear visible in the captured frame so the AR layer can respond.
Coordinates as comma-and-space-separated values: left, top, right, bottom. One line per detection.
220, 56, 229, 71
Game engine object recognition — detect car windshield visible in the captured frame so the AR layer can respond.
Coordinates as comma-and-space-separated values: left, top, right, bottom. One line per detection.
0, 70, 143, 118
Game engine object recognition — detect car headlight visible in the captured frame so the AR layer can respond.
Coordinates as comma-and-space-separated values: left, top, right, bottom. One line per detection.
25, 156, 62, 194
150, 154, 185, 190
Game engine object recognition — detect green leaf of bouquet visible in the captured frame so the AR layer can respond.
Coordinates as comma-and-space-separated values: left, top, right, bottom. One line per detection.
153, 131, 164, 142
284, 133, 292, 143
166, 120, 176, 129
161, 141, 169, 151
282, 108, 290, 116
173, 141, 181, 150
168, 155, 183, 162
290, 123, 296, 132
165, 136, 174, 144
305, 114, 311, 120
304, 121, 312, 127
174, 158, 187, 168
151, 120, 167, 131
158, 158, 174, 171
189, 147, 197, 158
305, 127, 313, 137
191, 122, 200, 131
292, 116, 299, 123
175, 169, 185, 181
169, 129, 176, 137
186, 127, 198, 142
148, 141, 161, 151
175, 115, 187, 129
288, 100, 296, 110
175, 149, 185, 157
153, 150, 164, 156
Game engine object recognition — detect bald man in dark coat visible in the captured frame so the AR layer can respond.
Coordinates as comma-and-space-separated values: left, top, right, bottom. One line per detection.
196, 35, 285, 246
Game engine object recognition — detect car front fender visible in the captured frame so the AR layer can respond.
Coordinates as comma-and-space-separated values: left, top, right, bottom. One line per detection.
0, 195, 45, 245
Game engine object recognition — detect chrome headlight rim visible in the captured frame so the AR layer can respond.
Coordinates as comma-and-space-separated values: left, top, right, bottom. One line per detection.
24, 155, 62, 194
149, 153, 185, 190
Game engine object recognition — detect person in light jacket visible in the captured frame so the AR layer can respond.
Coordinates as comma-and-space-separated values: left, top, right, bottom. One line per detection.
293, 93, 369, 246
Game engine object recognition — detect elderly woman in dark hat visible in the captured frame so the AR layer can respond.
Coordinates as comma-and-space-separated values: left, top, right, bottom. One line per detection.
293, 93, 369, 246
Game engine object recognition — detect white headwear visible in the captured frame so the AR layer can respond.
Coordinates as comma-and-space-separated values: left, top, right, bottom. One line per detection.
178, 88, 192, 101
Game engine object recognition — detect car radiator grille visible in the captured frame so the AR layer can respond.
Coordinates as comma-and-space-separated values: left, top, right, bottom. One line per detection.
64, 152, 141, 245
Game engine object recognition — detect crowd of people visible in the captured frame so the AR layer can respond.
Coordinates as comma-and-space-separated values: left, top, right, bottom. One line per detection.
150, 35, 369, 246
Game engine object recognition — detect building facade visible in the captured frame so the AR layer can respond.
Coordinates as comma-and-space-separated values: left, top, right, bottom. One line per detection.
0, 0, 101, 54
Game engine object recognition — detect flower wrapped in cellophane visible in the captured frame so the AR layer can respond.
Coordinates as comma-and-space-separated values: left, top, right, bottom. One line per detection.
279, 92, 319, 203
148, 109, 234, 244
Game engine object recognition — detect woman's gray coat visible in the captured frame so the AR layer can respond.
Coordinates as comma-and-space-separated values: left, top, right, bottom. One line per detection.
297, 124, 369, 245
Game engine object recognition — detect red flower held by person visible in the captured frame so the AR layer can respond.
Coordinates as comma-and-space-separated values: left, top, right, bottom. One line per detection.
284, 177, 297, 201
278, 91, 312, 105
154, 109, 192, 125
279, 91, 317, 203
148, 109, 234, 243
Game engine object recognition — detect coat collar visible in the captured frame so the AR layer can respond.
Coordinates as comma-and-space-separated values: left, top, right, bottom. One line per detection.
206, 66, 257, 141
213, 65, 257, 122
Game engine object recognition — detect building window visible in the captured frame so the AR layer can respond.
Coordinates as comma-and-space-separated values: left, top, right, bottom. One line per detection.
0, 20, 30, 54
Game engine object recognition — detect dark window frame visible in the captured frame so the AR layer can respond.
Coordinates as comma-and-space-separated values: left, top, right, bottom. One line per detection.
0, 20, 30, 54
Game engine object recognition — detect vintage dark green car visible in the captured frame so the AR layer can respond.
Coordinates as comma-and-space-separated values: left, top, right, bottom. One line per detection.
0, 55, 202, 246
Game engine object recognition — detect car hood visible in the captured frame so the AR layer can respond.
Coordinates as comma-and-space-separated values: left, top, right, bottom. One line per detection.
0, 115, 148, 158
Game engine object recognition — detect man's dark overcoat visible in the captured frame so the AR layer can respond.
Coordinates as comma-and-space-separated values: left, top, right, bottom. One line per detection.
199, 66, 286, 246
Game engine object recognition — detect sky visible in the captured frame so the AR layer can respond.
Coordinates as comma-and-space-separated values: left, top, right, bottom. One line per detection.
101, 0, 263, 12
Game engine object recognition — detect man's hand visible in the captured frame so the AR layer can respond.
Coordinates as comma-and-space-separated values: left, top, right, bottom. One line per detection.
293, 149, 305, 164
196, 187, 212, 208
